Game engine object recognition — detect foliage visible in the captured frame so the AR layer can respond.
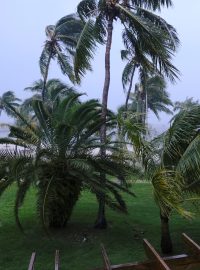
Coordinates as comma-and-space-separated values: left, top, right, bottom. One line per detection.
75, 0, 179, 83
39, 14, 84, 98
118, 75, 173, 138
143, 104, 200, 217
21, 78, 78, 114
173, 97, 199, 112
130, 75, 173, 121
1, 183, 200, 270
0, 91, 21, 117
0, 95, 135, 230
75, 0, 179, 227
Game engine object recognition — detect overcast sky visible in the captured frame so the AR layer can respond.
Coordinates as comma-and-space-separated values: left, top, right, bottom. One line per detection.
1, 1, 200, 131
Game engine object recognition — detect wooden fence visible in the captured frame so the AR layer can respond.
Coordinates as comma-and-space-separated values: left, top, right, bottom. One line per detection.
27, 233, 200, 270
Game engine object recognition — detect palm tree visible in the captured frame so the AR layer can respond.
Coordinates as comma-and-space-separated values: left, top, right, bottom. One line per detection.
128, 75, 173, 126
13, 79, 78, 129
0, 94, 135, 230
40, 14, 84, 99
143, 104, 200, 253
174, 97, 199, 112
121, 26, 179, 112
0, 91, 21, 117
21, 78, 78, 112
75, 0, 179, 228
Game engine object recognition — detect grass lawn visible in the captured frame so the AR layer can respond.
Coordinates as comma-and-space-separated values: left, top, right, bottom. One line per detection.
0, 183, 200, 270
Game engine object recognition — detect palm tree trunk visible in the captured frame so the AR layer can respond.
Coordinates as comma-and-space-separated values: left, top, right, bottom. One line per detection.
136, 85, 143, 124
94, 17, 113, 229
125, 65, 136, 112
141, 74, 148, 135
145, 88, 148, 127
160, 211, 173, 254
42, 51, 52, 101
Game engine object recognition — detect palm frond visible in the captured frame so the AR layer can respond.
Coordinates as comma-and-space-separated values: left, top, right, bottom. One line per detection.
152, 169, 192, 218
54, 46, 74, 82
74, 19, 98, 83
130, 0, 173, 11
77, 0, 97, 20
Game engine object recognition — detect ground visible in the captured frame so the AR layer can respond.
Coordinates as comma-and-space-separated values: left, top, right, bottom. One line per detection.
0, 183, 199, 270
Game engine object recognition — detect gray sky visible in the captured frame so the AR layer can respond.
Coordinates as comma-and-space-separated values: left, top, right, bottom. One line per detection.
1, 1, 200, 131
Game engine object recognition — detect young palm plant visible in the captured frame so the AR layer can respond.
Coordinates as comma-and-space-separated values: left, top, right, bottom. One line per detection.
75, 0, 179, 228
0, 94, 135, 230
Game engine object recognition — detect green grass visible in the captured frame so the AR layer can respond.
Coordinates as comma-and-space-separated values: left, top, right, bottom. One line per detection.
0, 183, 200, 270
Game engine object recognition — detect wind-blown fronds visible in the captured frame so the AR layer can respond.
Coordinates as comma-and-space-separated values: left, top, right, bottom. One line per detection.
141, 104, 200, 219
77, 0, 97, 20
0, 94, 135, 230
152, 169, 192, 218
129, 0, 173, 11
39, 14, 84, 97
74, 19, 98, 83
74, 0, 179, 91
0, 91, 21, 117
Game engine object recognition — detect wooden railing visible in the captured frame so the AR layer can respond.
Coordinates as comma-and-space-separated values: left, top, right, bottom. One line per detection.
27, 250, 60, 270
99, 233, 200, 270
27, 233, 200, 270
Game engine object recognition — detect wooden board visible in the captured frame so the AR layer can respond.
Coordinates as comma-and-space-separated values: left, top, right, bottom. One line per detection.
28, 252, 36, 270
55, 250, 60, 270
101, 244, 112, 270
182, 233, 200, 255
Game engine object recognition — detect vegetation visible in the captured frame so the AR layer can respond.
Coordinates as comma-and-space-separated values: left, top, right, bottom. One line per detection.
119, 75, 173, 126
1, 0, 200, 265
0, 93, 135, 230
39, 14, 84, 99
0, 183, 200, 270
142, 104, 200, 253
75, 0, 179, 228
0, 91, 21, 117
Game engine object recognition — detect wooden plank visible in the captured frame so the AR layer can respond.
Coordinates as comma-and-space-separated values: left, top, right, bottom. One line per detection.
109, 261, 150, 270
164, 255, 200, 270
55, 250, 60, 270
143, 239, 171, 270
182, 233, 200, 255
28, 252, 36, 270
101, 244, 112, 270
93, 254, 200, 270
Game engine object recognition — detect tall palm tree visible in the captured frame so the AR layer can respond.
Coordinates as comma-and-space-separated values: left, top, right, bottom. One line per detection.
75, 0, 179, 228
40, 14, 84, 99
0, 94, 135, 231
0, 91, 21, 117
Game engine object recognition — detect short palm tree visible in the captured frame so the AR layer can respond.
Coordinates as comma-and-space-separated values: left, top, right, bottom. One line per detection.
75, 0, 179, 228
0, 95, 134, 230
40, 14, 84, 99
143, 104, 200, 253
